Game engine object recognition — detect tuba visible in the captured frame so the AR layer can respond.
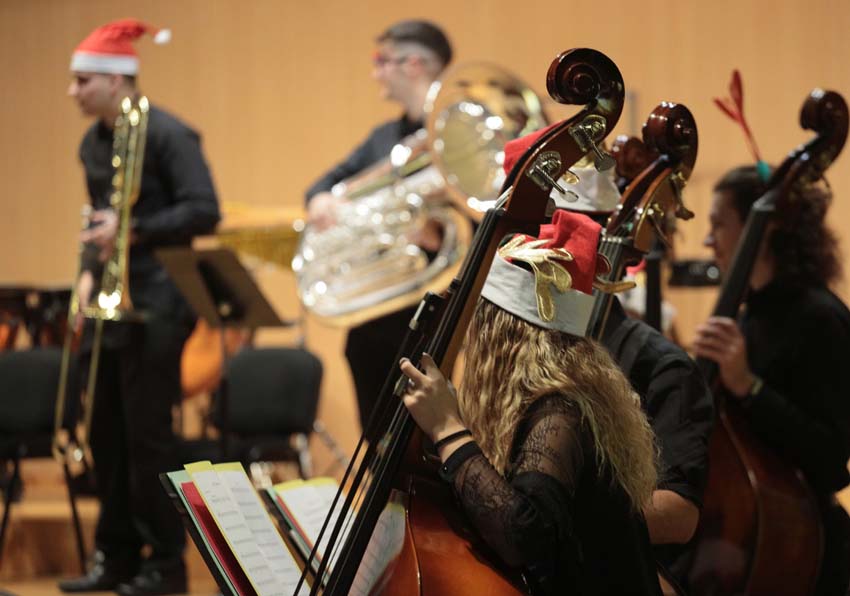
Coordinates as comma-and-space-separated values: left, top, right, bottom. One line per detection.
53, 95, 149, 466
292, 63, 548, 327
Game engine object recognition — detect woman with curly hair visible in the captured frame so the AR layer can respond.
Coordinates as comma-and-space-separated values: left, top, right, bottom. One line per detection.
694, 165, 850, 595
400, 210, 663, 595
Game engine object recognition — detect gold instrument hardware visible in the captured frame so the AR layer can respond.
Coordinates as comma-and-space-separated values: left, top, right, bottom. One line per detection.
53, 95, 149, 467
210, 202, 304, 270
294, 62, 549, 327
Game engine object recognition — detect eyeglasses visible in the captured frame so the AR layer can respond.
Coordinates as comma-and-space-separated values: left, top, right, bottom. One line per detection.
372, 52, 411, 67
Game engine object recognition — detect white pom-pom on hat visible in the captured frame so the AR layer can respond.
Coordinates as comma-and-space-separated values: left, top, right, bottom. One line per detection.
153, 28, 171, 44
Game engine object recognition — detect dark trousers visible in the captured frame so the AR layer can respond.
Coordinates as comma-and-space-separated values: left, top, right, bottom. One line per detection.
83, 318, 191, 570
344, 306, 418, 428
816, 499, 850, 596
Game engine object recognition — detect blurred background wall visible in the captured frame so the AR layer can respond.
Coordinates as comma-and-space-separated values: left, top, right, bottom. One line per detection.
2, 0, 848, 462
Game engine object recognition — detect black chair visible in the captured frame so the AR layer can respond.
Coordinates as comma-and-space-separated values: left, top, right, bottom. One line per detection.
184, 346, 324, 478
0, 348, 87, 573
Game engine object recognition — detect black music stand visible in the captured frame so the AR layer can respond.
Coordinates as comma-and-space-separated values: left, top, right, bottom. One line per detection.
156, 247, 288, 459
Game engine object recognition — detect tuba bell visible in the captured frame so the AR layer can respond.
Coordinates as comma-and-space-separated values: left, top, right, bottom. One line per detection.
292, 63, 548, 327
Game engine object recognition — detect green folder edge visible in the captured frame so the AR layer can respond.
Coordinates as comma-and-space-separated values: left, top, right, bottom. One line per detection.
166, 470, 239, 596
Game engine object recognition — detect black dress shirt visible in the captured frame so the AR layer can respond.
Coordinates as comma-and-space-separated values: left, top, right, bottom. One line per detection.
78, 104, 220, 323
304, 114, 423, 201
602, 299, 714, 576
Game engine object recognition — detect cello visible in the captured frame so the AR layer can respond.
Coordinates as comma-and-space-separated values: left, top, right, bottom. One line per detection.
688, 89, 849, 595
301, 48, 625, 595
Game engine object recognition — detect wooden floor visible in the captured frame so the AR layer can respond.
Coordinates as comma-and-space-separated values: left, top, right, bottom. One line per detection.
0, 458, 239, 596
0, 576, 219, 596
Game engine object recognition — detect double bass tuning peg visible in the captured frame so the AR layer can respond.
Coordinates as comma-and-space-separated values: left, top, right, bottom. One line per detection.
669, 171, 695, 220
569, 114, 616, 171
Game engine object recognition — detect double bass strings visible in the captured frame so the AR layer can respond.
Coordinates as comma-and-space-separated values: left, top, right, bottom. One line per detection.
299, 315, 430, 594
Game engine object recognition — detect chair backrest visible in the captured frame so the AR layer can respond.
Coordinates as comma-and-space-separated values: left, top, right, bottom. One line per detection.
0, 348, 78, 434
221, 347, 322, 436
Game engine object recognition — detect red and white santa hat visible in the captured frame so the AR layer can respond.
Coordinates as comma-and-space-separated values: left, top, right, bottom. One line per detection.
503, 123, 621, 213
481, 209, 605, 337
70, 19, 171, 75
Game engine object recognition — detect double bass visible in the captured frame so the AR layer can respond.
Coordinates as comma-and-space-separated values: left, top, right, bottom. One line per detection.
589, 101, 698, 342
299, 48, 625, 595
688, 89, 849, 595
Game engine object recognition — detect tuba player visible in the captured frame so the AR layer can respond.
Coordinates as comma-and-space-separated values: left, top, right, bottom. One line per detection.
305, 19, 453, 428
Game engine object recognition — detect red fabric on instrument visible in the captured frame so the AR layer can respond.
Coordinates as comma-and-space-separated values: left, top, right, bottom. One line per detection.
502, 122, 560, 175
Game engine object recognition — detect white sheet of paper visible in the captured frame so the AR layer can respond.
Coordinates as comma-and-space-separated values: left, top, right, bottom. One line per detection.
187, 462, 308, 596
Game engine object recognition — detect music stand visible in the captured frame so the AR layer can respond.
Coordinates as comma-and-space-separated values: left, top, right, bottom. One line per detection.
156, 247, 288, 459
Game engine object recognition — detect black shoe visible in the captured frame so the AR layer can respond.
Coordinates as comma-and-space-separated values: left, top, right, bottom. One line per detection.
115, 566, 187, 596
57, 550, 137, 593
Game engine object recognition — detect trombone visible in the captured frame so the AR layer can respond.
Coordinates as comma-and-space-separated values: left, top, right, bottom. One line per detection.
52, 96, 150, 469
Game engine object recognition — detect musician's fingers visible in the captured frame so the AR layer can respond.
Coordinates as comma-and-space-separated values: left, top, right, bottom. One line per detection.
692, 343, 724, 363
692, 336, 730, 357
399, 358, 427, 387
707, 316, 739, 330
420, 353, 441, 376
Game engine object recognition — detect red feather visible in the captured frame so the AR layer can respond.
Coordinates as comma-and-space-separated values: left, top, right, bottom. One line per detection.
730, 69, 744, 112
713, 97, 739, 122
713, 69, 764, 164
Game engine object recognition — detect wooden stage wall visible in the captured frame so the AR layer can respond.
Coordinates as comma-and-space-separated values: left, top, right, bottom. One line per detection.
1, 0, 849, 464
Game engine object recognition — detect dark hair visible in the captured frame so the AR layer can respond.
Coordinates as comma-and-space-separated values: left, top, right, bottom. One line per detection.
377, 20, 452, 69
714, 165, 842, 287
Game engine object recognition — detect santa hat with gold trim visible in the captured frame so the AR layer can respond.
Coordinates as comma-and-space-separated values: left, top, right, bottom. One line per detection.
481, 209, 611, 337
70, 19, 171, 75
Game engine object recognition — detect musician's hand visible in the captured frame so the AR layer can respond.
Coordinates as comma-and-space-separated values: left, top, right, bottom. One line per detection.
692, 316, 754, 398
75, 270, 94, 333
307, 192, 338, 232
400, 354, 467, 446
79, 209, 118, 262
406, 218, 443, 253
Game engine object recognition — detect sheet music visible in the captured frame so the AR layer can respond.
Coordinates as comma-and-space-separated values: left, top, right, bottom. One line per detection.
185, 462, 304, 596
215, 463, 307, 592
273, 478, 347, 567
349, 491, 407, 596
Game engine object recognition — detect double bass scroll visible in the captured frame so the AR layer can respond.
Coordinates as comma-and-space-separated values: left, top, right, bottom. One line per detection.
588, 101, 698, 341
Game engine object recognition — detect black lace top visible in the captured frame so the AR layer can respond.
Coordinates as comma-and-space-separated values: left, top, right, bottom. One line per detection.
448, 394, 662, 595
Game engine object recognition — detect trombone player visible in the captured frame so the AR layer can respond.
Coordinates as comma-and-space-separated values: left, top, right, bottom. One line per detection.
59, 19, 220, 596
305, 19, 453, 427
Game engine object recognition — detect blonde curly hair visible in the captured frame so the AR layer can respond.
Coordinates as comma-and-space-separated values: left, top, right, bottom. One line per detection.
457, 298, 658, 509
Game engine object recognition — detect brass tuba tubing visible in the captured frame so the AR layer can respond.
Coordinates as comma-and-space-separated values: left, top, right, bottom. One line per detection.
294, 63, 548, 327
